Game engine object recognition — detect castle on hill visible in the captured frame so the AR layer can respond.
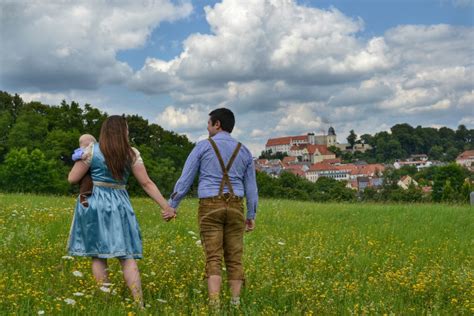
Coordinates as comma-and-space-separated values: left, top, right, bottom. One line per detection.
265, 127, 338, 154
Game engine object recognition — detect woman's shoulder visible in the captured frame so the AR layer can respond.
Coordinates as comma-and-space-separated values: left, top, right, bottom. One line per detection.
131, 147, 143, 165
82, 142, 96, 165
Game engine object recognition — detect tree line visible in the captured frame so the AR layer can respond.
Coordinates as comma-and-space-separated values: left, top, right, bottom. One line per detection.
0, 90, 472, 203
335, 124, 472, 164
0, 91, 194, 196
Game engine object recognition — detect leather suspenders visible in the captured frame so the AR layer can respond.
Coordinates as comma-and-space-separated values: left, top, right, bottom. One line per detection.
208, 137, 242, 198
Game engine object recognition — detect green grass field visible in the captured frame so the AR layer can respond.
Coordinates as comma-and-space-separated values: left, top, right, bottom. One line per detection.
0, 193, 472, 315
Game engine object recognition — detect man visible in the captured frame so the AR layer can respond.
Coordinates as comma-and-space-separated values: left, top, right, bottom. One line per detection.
163, 108, 258, 308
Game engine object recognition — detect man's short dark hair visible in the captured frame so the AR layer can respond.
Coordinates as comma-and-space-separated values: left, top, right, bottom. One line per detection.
209, 108, 235, 133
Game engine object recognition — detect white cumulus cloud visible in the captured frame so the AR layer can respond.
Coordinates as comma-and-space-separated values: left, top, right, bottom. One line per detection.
0, 0, 192, 91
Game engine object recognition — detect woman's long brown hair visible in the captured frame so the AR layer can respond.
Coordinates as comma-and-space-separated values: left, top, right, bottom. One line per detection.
99, 115, 135, 181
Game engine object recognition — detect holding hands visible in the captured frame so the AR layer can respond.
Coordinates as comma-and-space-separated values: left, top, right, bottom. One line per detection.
162, 205, 176, 222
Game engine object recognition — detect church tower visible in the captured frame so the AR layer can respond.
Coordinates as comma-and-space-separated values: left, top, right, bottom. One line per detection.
326, 126, 337, 146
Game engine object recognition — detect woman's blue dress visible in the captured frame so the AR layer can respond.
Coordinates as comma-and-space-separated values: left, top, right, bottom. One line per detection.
67, 143, 143, 259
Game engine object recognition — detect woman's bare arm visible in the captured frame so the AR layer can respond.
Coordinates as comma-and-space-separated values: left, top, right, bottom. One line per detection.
68, 161, 90, 184
131, 163, 172, 212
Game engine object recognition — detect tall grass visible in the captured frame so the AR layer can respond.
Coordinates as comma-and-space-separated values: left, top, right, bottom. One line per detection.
0, 193, 472, 315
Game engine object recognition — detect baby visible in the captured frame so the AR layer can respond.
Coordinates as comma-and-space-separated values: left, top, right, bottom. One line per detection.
72, 134, 97, 207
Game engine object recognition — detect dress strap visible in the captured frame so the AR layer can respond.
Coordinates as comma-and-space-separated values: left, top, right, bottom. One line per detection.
208, 138, 242, 196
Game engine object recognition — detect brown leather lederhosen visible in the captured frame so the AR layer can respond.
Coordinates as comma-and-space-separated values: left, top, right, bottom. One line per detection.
198, 138, 246, 280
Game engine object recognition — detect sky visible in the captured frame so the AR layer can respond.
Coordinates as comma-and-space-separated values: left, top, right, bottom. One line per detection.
0, 0, 473, 155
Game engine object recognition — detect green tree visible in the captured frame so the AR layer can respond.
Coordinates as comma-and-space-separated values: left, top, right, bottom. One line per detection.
432, 163, 468, 202
7, 110, 48, 151
127, 115, 151, 146
328, 145, 342, 157
0, 111, 13, 159
0, 148, 68, 193
376, 136, 405, 162
405, 183, 423, 202
391, 123, 424, 155
444, 147, 460, 162
441, 180, 456, 202
428, 145, 444, 161
83, 104, 107, 137
259, 149, 288, 160
312, 177, 355, 202
360, 133, 375, 147
256, 171, 277, 197
46, 100, 84, 132
0, 92, 23, 121
460, 181, 472, 203
43, 129, 82, 161
347, 130, 357, 149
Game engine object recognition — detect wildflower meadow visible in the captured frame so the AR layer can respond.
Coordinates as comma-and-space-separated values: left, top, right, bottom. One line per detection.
0, 193, 472, 315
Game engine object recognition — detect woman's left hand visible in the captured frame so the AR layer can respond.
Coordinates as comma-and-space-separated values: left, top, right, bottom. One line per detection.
161, 207, 176, 222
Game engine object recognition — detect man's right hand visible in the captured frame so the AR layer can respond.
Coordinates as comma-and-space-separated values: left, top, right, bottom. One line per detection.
245, 219, 255, 232
162, 206, 176, 222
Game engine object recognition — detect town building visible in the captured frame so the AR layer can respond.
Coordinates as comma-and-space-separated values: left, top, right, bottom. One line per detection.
289, 144, 336, 163
394, 154, 433, 171
254, 159, 284, 177
397, 175, 419, 190
305, 162, 351, 183
265, 127, 338, 154
456, 150, 474, 171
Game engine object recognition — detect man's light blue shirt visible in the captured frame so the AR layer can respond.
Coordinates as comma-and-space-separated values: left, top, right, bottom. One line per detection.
169, 131, 258, 219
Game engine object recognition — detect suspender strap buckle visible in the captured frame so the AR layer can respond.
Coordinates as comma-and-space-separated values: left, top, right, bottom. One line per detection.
222, 192, 233, 202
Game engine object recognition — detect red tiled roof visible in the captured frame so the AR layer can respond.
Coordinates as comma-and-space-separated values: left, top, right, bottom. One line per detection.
266, 137, 292, 147
355, 164, 385, 175
290, 144, 307, 151
282, 156, 297, 164
308, 162, 339, 171
266, 135, 308, 147
457, 150, 474, 160
307, 145, 334, 155
293, 135, 308, 141
341, 163, 384, 176
323, 158, 341, 164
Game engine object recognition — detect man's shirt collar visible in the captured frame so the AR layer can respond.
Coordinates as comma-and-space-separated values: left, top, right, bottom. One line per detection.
212, 131, 232, 139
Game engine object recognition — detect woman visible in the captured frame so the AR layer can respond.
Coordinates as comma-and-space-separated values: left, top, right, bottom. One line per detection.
67, 115, 175, 306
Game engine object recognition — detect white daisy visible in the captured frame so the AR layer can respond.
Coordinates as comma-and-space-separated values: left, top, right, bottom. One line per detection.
72, 271, 83, 277
64, 298, 76, 305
